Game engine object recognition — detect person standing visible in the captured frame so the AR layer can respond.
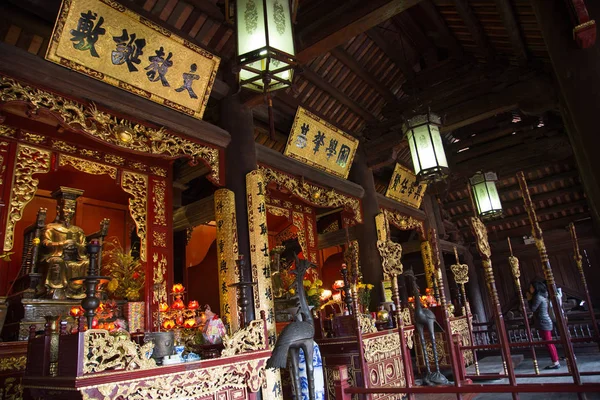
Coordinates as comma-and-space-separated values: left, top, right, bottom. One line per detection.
528, 280, 561, 369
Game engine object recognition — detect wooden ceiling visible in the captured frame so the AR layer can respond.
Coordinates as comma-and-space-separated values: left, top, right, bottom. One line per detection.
0, 0, 591, 243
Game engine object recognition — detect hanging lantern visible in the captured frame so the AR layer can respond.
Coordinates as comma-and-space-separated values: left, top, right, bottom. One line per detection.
236, 0, 296, 92
469, 171, 503, 220
404, 112, 449, 182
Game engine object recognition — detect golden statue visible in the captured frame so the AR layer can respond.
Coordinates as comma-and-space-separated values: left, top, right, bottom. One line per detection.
40, 187, 109, 299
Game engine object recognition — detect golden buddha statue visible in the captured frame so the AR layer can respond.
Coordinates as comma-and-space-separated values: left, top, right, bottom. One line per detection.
40, 187, 108, 300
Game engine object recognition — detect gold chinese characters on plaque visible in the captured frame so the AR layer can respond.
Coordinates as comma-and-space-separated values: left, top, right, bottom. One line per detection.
284, 107, 358, 179
46, 0, 220, 119
385, 163, 427, 209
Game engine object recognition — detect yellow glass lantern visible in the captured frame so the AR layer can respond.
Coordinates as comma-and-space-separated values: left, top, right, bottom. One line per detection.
236, 0, 296, 92
469, 171, 503, 220
404, 112, 449, 182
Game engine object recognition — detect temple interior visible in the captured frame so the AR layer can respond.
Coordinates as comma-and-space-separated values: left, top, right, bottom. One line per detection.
0, 0, 599, 399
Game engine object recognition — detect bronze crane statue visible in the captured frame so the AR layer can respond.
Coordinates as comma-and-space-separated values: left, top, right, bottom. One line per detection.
404, 268, 449, 386
267, 241, 316, 400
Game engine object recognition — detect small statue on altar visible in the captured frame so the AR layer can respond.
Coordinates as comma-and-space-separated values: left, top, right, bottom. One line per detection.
201, 304, 226, 344
40, 187, 109, 300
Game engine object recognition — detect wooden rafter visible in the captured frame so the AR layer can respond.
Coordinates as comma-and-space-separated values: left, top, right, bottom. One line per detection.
458, 199, 588, 229
296, 0, 424, 64
365, 27, 415, 79
419, 0, 463, 58
453, 0, 494, 61
493, 0, 528, 64
300, 68, 378, 123
330, 47, 398, 103
451, 184, 585, 222
445, 169, 580, 209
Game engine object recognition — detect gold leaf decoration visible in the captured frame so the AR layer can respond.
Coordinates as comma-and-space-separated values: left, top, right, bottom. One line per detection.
4, 144, 51, 251
0, 75, 220, 183
121, 171, 148, 262
59, 154, 117, 180
260, 165, 362, 224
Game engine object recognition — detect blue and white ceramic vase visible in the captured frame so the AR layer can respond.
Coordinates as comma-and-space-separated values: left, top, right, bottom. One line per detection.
296, 341, 325, 400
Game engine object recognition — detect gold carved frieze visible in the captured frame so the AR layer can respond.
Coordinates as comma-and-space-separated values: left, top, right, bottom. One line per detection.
0, 75, 221, 183
59, 154, 117, 180
83, 329, 155, 374
0, 125, 16, 138
22, 131, 46, 145
152, 252, 167, 305
292, 211, 307, 256
307, 219, 316, 248
150, 166, 167, 177
0, 141, 8, 188
121, 171, 148, 261
363, 331, 401, 364
104, 154, 125, 166
260, 165, 362, 224
266, 204, 290, 219
222, 319, 266, 356
80, 358, 267, 400
130, 161, 148, 172
152, 179, 167, 226
152, 231, 167, 248
79, 148, 101, 160
383, 209, 425, 239
376, 240, 403, 277
358, 313, 377, 334
52, 140, 77, 153
4, 144, 51, 251
0, 356, 27, 372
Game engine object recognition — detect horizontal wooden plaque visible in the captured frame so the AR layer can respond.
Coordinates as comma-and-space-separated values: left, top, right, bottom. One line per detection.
284, 107, 358, 179
46, 0, 220, 119
385, 163, 427, 209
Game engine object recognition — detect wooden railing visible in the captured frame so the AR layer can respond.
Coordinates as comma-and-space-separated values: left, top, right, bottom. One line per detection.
471, 311, 600, 353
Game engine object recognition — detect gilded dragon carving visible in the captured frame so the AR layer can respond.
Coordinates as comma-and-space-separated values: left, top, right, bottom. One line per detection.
0, 75, 220, 183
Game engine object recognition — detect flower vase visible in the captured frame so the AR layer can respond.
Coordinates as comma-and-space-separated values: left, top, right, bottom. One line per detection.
125, 301, 145, 332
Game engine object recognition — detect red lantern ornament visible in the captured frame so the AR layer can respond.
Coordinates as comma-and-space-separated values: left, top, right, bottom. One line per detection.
188, 300, 199, 310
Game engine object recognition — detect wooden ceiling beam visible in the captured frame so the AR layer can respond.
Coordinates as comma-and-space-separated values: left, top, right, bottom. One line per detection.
418, 0, 463, 58
450, 135, 573, 176
452, 0, 494, 61
391, 12, 438, 66
440, 76, 556, 133
330, 47, 398, 103
115, 0, 226, 59
458, 199, 588, 230
296, 0, 424, 64
451, 184, 585, 222
477, 212, 591, 240
493, 0, 528, 65
450, 124, 561, 164
444, 169, 580, 209
365, 27, 416, 80
300, 68, 378, 123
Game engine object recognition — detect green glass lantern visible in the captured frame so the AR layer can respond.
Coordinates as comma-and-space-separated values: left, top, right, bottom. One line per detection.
470, 171, 503, 219
236, 0, 296, 92
404, 112, 449, 182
